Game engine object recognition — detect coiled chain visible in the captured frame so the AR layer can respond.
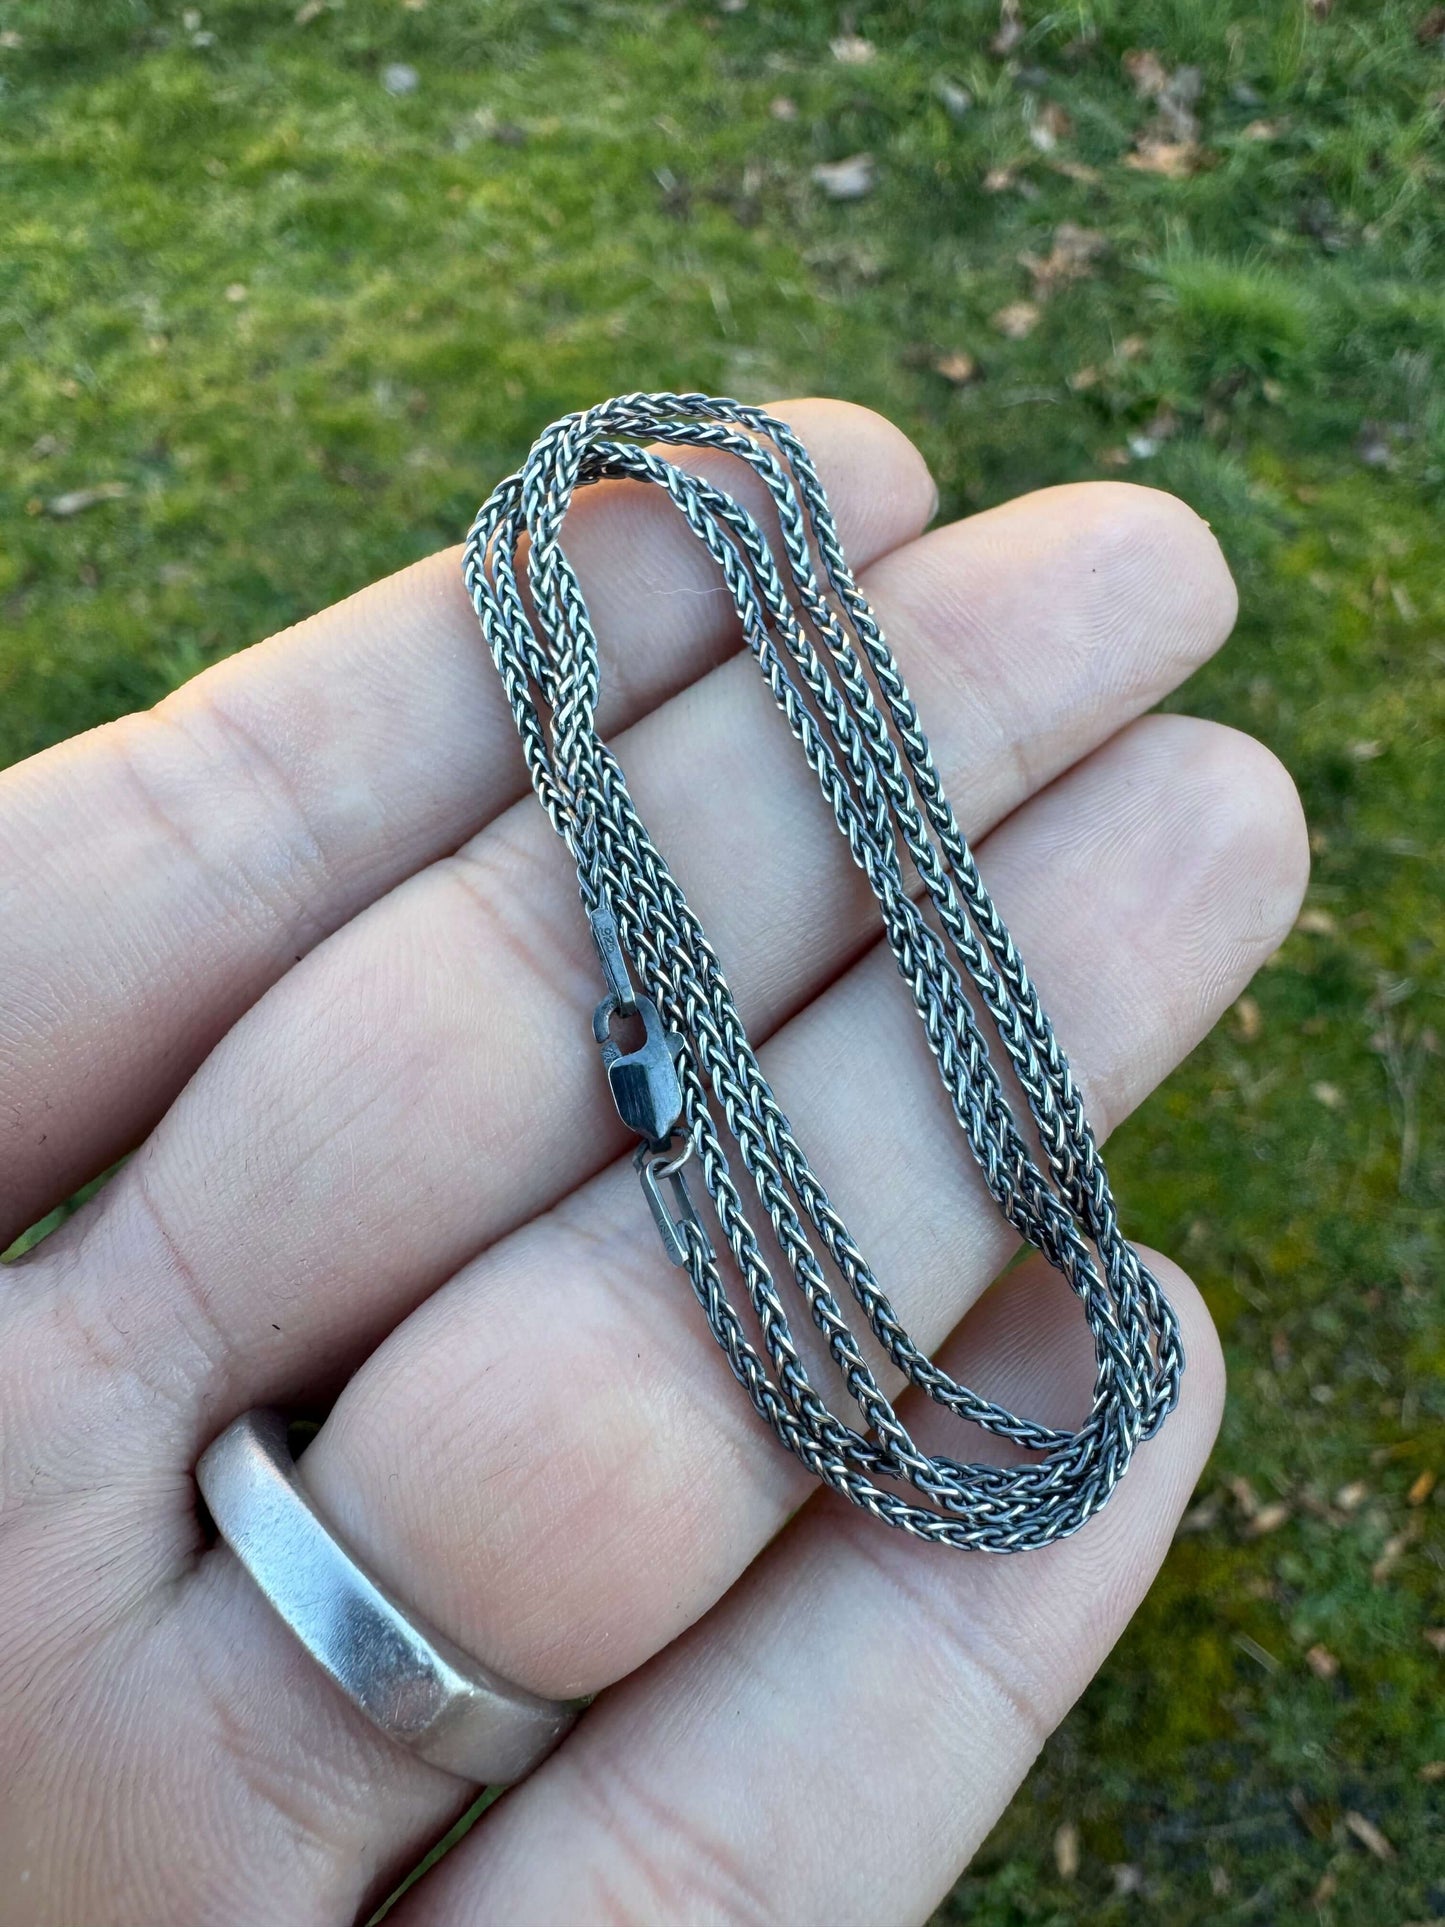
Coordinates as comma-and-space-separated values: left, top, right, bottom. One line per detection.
463, 393, 1183, 1552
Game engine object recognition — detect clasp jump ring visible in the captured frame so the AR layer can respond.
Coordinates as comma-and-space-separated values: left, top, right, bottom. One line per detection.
635, 1130, 713, 1269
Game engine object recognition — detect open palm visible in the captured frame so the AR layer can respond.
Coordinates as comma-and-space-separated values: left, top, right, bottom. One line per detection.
0, 399, 1307, 1926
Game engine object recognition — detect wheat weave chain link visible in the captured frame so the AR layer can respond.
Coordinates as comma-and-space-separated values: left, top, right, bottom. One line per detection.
462, 393, 1184, 1552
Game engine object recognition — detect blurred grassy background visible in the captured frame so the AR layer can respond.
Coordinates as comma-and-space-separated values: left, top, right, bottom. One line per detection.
2, 0, 1442, 1920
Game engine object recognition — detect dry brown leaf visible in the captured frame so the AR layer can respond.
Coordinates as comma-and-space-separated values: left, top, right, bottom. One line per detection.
1417, 3, 1445, 38
1126, 137, 1201, 178
1291, 1787, 1330, 1841
1020, 221, 1108, 297
1052, 158, 1101, 184
1418, 1760, 1445, 1783
933, 351, 980, 385
811, 154, 876, 200
1344, 1811, 1396, 1861
1296, 906, 1338, 936
1372, 1524, 1418, 1585
992, 300, 1040, 340
1312, 1081, 1342, 1109
1124, 51, 1204, 161
1335, 1479, 1369, 1510
1246, 1500, 1292, 1538
990, 0, 1024, 57
1312, 1868, 1339, 1907
830, 34, 876, 65
769, 95, 798, 121
45, 483, 130, 517
1243, 118, 1284, 140
1179, 1490, 1223, 1534
1305, 1644, 1340, 1680
1425, 1627, 1445, 1654
1123, 48, 1169, 96
1068, 364, 1100, 392
1029, 100, 1072, 152
1407, 1468, 1437, 1505
1234, 993, 1262, 1041
1054, 1822, 1081, 1881
1127, 404, 1179, 459
1229, 1475, 1260, 1519
982, 165, 1016, 193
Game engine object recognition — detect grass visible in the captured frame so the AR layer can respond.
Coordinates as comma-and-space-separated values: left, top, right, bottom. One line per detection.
2, 1, 1442, 1920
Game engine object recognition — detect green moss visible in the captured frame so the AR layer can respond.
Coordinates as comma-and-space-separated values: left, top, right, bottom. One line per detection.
2, 1, 1441, 1920
1159, 256, 1318, 384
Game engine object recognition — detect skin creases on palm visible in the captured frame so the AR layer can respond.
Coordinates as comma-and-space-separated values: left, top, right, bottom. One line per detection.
0, 399, 1307, 1927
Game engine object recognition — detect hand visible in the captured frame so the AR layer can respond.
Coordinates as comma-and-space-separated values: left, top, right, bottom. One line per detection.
0, 399, 1307, 1926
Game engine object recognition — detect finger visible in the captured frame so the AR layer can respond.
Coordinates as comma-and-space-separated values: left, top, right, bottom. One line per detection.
29, 484, 1237, 1430
22, 714, 1301, 1926
294, 714, 1304, 1696
0, 399, 932, 1247
395, 1253, 1223, 1927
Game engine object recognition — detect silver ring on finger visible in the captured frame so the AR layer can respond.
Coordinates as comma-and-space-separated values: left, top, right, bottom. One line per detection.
197, 1408, 580, 1784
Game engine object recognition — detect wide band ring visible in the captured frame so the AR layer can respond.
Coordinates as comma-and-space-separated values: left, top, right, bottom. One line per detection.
197, 1409, 579, 1784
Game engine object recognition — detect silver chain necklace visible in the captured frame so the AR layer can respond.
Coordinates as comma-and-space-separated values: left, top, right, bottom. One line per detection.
463, 394, 1183, 1552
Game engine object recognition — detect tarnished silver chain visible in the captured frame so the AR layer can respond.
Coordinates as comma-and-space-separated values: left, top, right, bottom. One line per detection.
462, 393, 1183, 1552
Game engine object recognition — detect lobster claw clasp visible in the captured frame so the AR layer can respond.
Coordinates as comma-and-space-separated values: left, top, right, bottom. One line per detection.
592, 991, 684, 1148
587, 903, 711, 1268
